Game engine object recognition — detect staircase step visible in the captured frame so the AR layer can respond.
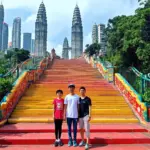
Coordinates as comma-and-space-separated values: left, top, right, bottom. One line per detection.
8, 117, 139, 123
0, 132, 150, 145
0, 123, 147, 133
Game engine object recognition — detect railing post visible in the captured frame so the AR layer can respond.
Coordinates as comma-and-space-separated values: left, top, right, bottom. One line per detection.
17, 66, 19, 78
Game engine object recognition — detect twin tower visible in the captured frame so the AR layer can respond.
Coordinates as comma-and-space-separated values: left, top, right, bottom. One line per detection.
62, 5, 83, 59
34, 2, 83, 59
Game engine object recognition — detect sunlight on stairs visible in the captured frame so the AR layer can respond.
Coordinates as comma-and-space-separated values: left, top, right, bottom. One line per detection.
8, 58, 139, 123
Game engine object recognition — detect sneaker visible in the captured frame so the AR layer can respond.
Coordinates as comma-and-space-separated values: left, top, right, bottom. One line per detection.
68, 140, 73, 147
73, 140, 78, 147
85, 143, 89, 150
79, 141, 86, 147
54, 141, 58, 147
59, 140, 64, 146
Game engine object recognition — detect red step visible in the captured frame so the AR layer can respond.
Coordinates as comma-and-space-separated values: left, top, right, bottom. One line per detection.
3, 144, 150, 150
1, 132, 150, 145
0, 123, 148, 133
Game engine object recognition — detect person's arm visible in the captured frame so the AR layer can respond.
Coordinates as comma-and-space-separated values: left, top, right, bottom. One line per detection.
88, 106, 92, 121
52, 100, 55, 120
88, 98, 92, 122
64, 97, 68, 120
77, 97, 80, 121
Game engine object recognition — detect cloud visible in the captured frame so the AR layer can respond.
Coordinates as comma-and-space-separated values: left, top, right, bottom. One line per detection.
4, 0, 139, 57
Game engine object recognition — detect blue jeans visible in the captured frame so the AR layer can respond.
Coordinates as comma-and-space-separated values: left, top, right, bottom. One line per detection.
67, 118, 78, 141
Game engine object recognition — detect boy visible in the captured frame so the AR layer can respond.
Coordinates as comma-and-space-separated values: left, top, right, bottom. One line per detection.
64, 84, 80, 147
53, 89, 64, 147
79, 86, 92, 150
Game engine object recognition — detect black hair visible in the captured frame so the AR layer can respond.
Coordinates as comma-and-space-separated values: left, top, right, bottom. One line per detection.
56, 90, 63, 94
79, 86, 86, 91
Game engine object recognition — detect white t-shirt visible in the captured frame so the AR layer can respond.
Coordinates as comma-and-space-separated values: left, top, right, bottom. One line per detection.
64, 94, 80, 118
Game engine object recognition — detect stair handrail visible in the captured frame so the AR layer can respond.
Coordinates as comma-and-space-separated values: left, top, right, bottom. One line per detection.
0, 56, 51, 125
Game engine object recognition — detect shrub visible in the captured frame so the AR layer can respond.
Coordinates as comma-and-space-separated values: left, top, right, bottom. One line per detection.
143, 88, 150, 103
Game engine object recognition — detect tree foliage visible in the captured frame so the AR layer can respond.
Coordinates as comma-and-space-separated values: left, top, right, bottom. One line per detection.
85, 43, 101, 56
5, 48, 30, 66
105, 2, 150, 73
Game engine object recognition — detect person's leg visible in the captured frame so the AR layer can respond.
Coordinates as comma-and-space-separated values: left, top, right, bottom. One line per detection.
58, 119, 63, 140
79, 118, 86, 146
67, 118, 73, 146
58, 119, 64, 146
54, 119, 59, 140
54, 119, 59, 147
84, 115, 90, 149
67, 118, 73, 140
73, 118, 78, 141
72, 118, 78, 147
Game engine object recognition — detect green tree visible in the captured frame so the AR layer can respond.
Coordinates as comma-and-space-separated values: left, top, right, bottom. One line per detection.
85, 43, 101, 56
5, 49, 30, 66
105, 1, 150, 73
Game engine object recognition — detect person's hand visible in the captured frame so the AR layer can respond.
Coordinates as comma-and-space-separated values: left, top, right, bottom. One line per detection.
88, 116, 91, 122
63, 115, 66, 121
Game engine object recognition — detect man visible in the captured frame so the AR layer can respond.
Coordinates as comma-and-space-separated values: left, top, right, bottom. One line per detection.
78, 86, 92, 150
64, 84, 80, 147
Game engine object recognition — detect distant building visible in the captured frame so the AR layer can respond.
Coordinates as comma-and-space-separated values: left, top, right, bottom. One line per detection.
12, 17, 21, 49
8, 42, 12, 48
31, 39, 35, 55
71, 5, 83, 58
63, 4, 83, 59
0, 3, 4, 50
23, 33, 31, 52
2, 22, 8, 50
98, 24, 106, 54
62, 37, 69, 59
35, 2, 47, 57
92, 23, 98, 44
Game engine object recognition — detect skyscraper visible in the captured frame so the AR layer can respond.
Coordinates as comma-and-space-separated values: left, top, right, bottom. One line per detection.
2, 22, 8, 50
12, 17, 21, 49
98, 24, 106, 53
35, 2, 47, 57
62, 37, 69, 59
31, 39, 35, 55
0, 3, 4, 50
92, 23, 98, 44
23, 33, 31, 52
71, 4, 83, 58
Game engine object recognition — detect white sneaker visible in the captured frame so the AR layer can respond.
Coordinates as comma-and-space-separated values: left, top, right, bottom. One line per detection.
79, 141, 86, 147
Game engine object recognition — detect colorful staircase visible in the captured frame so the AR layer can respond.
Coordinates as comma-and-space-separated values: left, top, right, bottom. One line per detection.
1, 57, 150, 147
8, 57, 138, 123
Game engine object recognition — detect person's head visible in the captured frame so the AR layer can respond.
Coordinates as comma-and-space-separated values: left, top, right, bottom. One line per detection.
68, 84, 75, 94
79, 86, 86, 96
56, 89, 63, 98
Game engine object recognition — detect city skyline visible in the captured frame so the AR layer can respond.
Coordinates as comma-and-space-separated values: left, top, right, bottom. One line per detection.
12, 17, 21, 49
23, 33, 31, 52
2, 0, 139, 56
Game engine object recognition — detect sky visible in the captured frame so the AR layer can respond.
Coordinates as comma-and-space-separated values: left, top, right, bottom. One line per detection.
3, 0, 139, 56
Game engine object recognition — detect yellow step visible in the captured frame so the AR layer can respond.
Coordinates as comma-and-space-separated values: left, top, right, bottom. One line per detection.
8, 117, 139, 124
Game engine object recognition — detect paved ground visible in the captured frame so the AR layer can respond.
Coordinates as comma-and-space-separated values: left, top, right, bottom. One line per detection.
1, 144, 150, 150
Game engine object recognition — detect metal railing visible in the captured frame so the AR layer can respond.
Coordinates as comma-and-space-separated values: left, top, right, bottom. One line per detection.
118, 67, 150, 95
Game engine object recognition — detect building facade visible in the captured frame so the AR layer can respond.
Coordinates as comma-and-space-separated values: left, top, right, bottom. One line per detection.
31, 39, 35, 55
98, 24, 106, 54
71, 5, 83, 58
92, 23, 98, 44
62, 37, 69, 59
0, 4, 4, 50
23, 33, 31, 52
2, 22, 8, 50
12, 17, 21, 49
35, 2, 47, 57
